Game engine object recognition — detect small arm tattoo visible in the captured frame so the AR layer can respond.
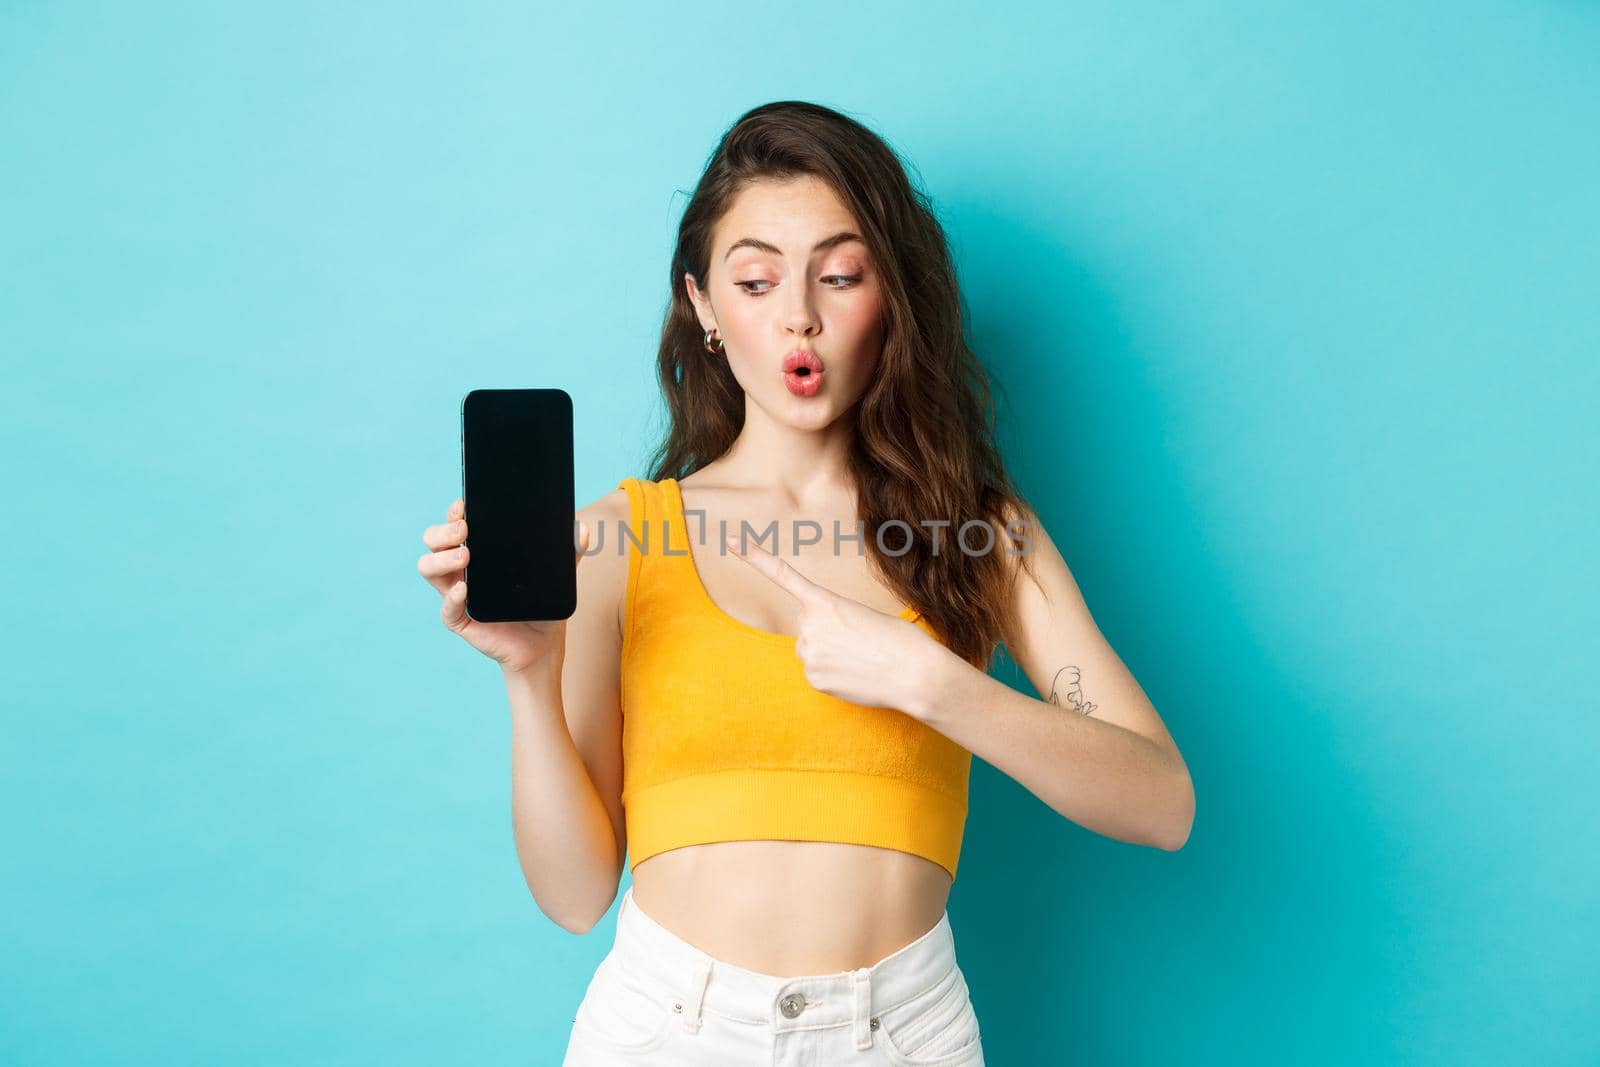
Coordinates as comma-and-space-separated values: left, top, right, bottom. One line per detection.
1046, 665, 1099, 716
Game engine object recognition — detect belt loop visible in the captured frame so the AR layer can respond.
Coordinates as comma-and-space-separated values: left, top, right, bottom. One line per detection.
852, 967, 873, 1050
680, 957, 712, 1033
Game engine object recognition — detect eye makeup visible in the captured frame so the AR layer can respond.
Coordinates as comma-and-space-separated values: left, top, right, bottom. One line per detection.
735, 275, 862, 296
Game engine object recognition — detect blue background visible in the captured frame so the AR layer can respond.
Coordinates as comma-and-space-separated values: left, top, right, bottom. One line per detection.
4, 2, 1596, 1063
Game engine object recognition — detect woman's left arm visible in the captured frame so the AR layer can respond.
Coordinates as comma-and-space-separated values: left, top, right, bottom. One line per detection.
726, 514, 1194, 852
908, 507, 1194, 852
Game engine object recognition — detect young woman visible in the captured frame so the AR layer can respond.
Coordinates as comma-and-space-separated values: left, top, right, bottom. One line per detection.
417, 100, 1194, 1065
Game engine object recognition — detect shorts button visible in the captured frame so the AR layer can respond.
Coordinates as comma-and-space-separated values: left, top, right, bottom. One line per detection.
779, 992, 805, 1018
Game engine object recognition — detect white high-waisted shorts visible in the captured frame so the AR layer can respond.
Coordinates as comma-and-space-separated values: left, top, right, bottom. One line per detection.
561, 885, 985, 1065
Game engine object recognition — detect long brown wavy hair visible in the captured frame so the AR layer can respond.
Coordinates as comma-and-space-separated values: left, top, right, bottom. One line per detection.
645, 100, 1038, 671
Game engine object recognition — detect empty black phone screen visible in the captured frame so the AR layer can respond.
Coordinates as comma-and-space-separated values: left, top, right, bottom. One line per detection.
459, 388, 576, 622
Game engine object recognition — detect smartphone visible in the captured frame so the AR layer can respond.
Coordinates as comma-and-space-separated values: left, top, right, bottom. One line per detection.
459, 388, 576, 622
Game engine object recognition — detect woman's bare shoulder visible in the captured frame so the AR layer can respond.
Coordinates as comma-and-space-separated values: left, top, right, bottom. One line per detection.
579, 483, 632, 528
574, 484, 635, 635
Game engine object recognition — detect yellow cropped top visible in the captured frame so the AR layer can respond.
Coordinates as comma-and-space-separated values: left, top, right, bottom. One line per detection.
616, 477, 973, 881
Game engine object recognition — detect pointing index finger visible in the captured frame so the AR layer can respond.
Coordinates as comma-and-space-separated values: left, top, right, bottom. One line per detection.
725, 535, 828, 605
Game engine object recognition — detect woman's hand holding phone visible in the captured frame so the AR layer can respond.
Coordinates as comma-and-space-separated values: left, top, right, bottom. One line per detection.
418, 497, 590, 675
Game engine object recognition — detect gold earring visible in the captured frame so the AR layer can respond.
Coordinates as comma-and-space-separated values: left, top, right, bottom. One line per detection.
704, 329, 725, 354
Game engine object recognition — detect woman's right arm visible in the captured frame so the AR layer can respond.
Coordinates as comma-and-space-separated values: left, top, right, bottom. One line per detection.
503, 488, 632, 933
420, 489, 632, 934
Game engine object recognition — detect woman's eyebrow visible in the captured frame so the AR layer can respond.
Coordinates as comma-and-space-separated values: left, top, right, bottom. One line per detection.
723, 231, 863, 261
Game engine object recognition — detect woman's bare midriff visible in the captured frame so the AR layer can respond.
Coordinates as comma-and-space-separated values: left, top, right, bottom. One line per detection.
629, 839, 953, 976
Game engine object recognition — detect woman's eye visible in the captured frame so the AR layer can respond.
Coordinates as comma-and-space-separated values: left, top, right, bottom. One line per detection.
735, 276, 861, 297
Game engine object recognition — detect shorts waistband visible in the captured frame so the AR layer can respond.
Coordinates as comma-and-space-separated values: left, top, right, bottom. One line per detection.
610, 885, 960, 1047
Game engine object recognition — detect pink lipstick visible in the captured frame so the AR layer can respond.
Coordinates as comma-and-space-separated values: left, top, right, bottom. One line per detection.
782, 349, 825, 397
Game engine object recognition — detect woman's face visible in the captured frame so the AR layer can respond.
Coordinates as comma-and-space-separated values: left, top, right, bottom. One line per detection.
687, 175, 886, 428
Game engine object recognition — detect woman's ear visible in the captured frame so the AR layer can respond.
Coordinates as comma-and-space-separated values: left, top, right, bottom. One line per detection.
684, 271, 716, 335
